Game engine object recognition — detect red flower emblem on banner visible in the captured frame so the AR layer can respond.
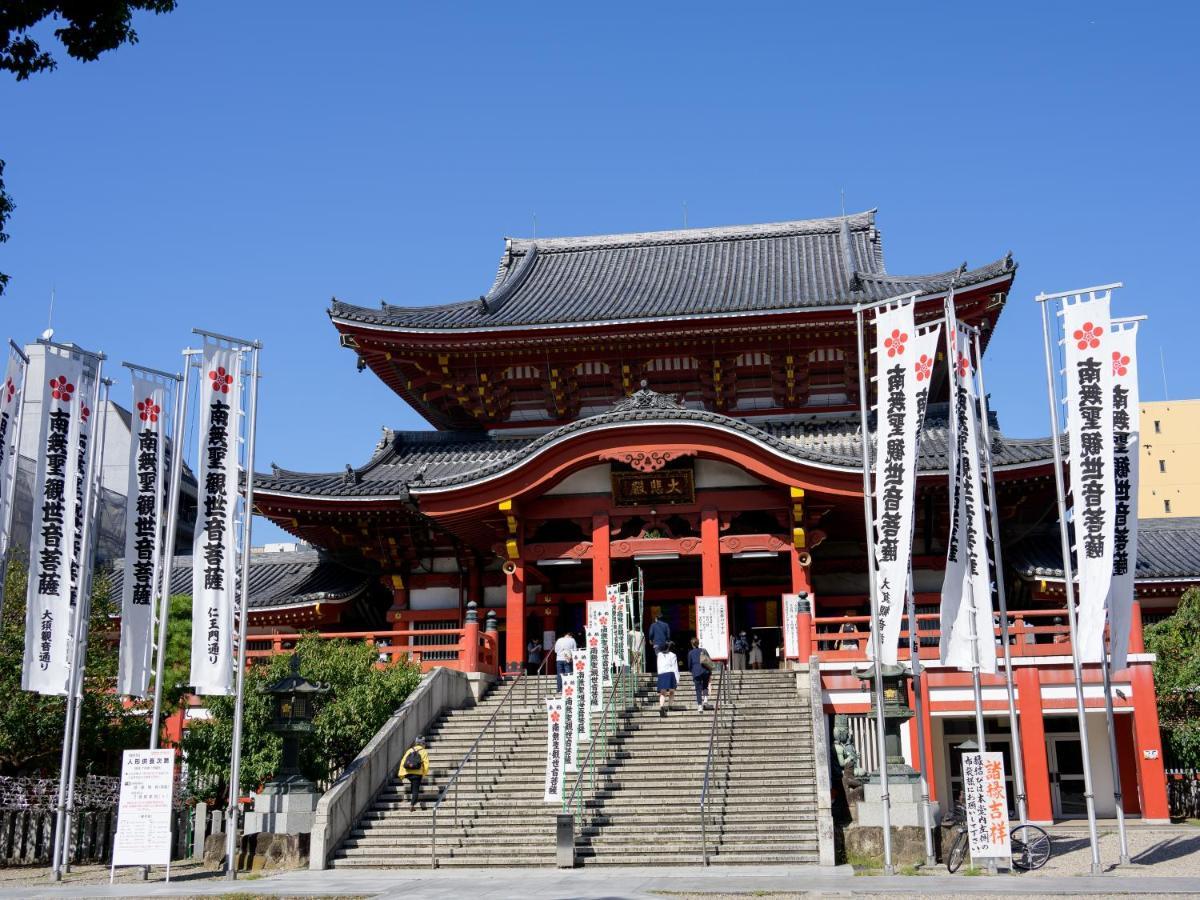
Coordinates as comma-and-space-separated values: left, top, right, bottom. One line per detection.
49, 375, 74, 402
550, 710, 560, 724
884, 329, 908, 357
575, 659, 585, 671
209, 366, 233, 393
3, 377, 15, 403
914, 354, 934, 382
589, 636, 598, 647
564, 685, 574, 697
1073, 321, 1104, 350
1112, 350, 1130, 377
137, 396, 161, 423
956, 353, 971, 380
81, 404, 90, 423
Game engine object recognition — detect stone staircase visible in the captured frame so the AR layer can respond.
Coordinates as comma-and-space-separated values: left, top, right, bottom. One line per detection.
329, 669, 821, 868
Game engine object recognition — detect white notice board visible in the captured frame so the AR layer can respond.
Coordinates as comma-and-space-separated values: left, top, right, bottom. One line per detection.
783, 593, 801, 660
696, 595, 730, 661
112, 749, 175, 868
962, 751, 1011, 859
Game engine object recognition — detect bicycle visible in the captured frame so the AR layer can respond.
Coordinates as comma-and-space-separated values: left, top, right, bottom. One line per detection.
942, 803, 1051, 873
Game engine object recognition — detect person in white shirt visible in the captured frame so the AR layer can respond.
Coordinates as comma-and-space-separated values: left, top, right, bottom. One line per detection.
554, 632, 577, 691
655, 642, 679, 716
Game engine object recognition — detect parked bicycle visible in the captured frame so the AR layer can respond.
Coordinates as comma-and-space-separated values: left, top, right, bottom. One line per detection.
943, 800, 1051, 873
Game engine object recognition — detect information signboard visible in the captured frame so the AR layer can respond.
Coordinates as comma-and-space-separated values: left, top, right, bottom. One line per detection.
111, 749, 175, 870
962, 750, 1011, 859
696, 595, 729, 661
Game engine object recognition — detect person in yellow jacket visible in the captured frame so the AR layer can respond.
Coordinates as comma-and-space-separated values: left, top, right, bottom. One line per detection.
399, 735, 430, 811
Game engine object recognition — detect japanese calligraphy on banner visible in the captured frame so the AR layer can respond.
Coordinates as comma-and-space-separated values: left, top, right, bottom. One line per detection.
940, 324, 996, 674
544, 698, 564, 802
68, 365, 96, 616
611, 469, 694, 506
22, 353, 84, 695
962, 751, 1010, 859
0, 345, 27, 567
588, 599, 612, 685
112, 749, 175, 867
783, 593, 801, 660
585, 627, 603, 711
870, 306, 941, 665
1063, 297, 1115, 663
118, 375, 167, 697
573, 650, 591, 741
1109, 320, 1140, 671
696, 595, 729, 661
609, 583, 630, 667
190, 344, 242, 695
562, 674, 578, 773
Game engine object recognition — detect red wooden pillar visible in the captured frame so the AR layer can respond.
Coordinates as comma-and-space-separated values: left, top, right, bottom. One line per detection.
505, 561, 526, 673
1115, 713, 1141, 814
592, 512, 610, 600
700, 506, 720, 596
919, 673, 937, 803
1129, 598, 1145, 653
1131, 662, 1170, 821
1017, 667, 1053, 823
790, 546, 813, 661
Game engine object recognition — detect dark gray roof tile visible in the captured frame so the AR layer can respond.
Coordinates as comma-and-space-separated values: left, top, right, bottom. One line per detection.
1011, 518, 1200, 581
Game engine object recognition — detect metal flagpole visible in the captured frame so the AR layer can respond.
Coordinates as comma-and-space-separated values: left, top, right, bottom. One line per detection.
853, 306, 894, 875
50, 347, 105, 882
971, 328, 1029, 825
0, 341, 31, 622
63, 377, 112, 873
1099, 648, 1130, 863
221, 338, 261, 881
1036, 292, 1103, 875
905, 571, 935, 866
148, 354, 194, 749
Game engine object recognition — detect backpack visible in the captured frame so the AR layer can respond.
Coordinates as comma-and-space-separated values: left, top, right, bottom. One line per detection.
699, 650, 714, 671
403, 747, 423, 770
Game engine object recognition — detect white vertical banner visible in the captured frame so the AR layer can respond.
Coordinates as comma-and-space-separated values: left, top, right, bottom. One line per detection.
782, 593, 801, 660
572, 649, 591, 741
696, 595, 729, 661
544, 698, 564, 802
561, 673, 578, 773
585, 627, 603, 712
111, 749, 175, 867
870, 305, 941, 664
613, 583, 631, 667
962, 751, 1010, 858
22, 354, 84, 694
588, 599, 612, 685
67, 363, 97, 619
1062, 297, 1116, 663
1109, 320, 1140, 671
118, 375, 168, 697
940, 323, 996, 674
190, 343, 242, 695
0, 344, 28, 565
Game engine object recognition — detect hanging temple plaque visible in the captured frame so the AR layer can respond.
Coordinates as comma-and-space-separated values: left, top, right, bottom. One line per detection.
611, 469, 695, 506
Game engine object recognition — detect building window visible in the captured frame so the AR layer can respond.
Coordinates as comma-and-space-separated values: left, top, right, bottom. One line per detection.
1160, 459, 1167, 473
1154, 420, 1161, 433
1165, 499, 1172, 513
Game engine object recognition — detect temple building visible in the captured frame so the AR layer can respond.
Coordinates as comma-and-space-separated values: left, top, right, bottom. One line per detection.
244, 210, 1195, 825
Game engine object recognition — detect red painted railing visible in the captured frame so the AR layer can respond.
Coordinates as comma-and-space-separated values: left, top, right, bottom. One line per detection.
243, 627, 500, 675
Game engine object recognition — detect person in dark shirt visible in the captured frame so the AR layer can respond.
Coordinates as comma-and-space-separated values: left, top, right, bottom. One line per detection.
732, 631, 750, 670
647, 614, 671, 672
686, 637, 713, 711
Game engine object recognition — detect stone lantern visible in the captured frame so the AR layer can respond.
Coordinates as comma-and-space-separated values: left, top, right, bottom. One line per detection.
244, 654, 331, 835
851, 663, 920, 783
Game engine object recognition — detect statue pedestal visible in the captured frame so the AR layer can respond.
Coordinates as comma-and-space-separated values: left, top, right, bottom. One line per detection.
244, 780, 320, 835
854, 778, 939, 828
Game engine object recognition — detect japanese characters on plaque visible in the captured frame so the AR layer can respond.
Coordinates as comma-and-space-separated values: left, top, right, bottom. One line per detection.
611, 468, 694, 506
696, 595, 729, 661
111, 749, 175, 867
962, 750, 1010, 859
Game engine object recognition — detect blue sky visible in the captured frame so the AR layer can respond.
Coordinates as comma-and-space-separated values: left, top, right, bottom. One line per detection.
2, 1, 1197, 543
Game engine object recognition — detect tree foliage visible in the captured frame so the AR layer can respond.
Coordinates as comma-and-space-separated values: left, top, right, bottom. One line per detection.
181, 636, 422, 801
0, 1, 179, 295
1144, 586, 1200, 767
0, 561, 148, 775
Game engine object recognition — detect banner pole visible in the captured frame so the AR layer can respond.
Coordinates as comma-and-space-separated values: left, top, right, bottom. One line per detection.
971, 328, 1029, 825
853, 306, 894, 875
225, 342, 261, 881
63, 377, 112, 873
149, 355, 195, 749
51, 355, 105, 881
1099, 647, 1130, 862
905, 571, 936, 867
0, 342, 31, 622
1037, 295, 1102, 875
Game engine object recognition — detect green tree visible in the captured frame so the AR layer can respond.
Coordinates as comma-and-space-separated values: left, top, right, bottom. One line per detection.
1, 2, 179, 295
0, 561, 148, 775
181, 636, 422, 800
1144, 586, 1200, 767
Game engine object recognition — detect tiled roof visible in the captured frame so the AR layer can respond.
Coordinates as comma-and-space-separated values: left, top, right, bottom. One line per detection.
328, 211, 1016, 331
105, 550, 370, 609
253, 400, 1052, 501
1010, 518, 1200, 581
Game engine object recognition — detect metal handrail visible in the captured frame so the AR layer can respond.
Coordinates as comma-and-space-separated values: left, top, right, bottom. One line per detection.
700, 661, 734, 866
429, 653, 551, 868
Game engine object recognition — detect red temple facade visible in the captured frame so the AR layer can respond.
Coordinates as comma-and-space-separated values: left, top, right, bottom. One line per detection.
249, 210, 1192, 824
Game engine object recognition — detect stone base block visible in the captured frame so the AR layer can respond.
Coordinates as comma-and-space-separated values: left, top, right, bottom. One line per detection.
244, 790, 319, 835
844, 824, 938, 867
237, 832, 310, 872
856, 780, 940, 828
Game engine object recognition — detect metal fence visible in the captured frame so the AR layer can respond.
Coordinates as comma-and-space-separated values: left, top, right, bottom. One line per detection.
1166, 769, 1200, 820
